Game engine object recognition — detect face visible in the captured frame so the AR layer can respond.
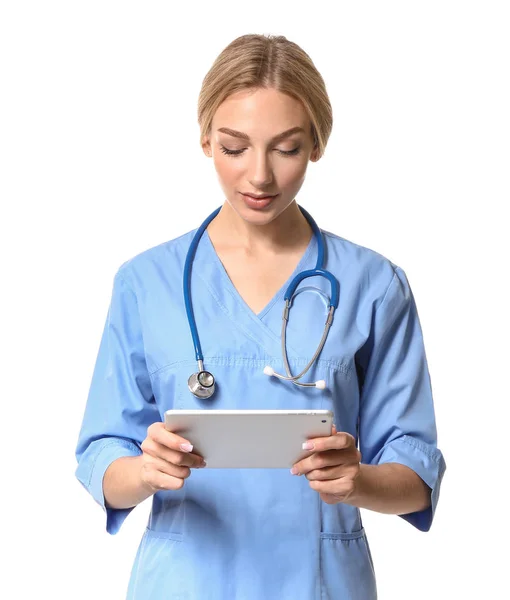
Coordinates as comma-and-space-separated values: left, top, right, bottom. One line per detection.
202, 87, 319, 225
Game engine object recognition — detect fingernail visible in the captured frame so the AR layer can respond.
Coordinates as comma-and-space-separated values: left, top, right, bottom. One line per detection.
290, 467, 299, 475
180, 443, 193, 452
302, 441, 314, 450
199, 461, 207, 468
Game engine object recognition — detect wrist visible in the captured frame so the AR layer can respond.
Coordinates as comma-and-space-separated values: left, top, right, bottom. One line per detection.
342, 463, 431, 515
345, 463, 369, 506
136, 454, 158, 497
104, 454, 155, 510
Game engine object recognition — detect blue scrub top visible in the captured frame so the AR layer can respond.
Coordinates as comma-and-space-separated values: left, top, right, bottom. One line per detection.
75, 224, 446, 600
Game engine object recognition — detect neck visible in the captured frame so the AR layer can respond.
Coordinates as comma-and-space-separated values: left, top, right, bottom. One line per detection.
207, 200, 312, 253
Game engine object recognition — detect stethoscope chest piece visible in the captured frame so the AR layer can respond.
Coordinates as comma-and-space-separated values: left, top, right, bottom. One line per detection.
188, 370, 215, 399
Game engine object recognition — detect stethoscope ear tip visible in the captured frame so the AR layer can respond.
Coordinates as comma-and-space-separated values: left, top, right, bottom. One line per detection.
263, 366, 326, 390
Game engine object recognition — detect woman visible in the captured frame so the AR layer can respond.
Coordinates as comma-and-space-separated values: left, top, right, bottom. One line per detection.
75, 33, 446, 599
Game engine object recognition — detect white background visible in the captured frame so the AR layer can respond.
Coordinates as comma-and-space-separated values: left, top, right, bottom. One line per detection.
1, 1, 508, 598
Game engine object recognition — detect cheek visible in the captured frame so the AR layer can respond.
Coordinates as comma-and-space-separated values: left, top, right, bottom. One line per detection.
278, 161, 307, 189
214, 156, 243, 185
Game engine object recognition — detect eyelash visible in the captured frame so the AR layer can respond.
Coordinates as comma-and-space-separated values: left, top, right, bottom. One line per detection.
220, 145, 301, 157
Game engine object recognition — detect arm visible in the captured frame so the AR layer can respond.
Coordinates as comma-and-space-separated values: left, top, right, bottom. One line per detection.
291, 266, 445, 530
75, 271, 161, 534
293, 426, 432, 517
345, 463, 431, 515
103, 455, 153, 510
103, 424, 206, 510
355, 266, 446, 531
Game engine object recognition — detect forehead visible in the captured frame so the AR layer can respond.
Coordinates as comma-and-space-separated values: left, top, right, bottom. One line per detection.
212, 88, 309, 137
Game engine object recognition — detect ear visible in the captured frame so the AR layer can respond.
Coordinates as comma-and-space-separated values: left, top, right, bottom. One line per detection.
309, 145, 320, 162
202, 137, 212, 157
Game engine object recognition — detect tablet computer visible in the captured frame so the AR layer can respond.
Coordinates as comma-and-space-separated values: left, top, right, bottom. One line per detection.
164, 409, 334, 468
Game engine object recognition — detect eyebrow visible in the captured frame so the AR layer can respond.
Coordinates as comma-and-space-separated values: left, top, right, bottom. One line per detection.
217, 126, 305, 143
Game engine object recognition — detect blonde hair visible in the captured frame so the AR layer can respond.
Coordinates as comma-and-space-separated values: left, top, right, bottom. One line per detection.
198, 34, 333, 160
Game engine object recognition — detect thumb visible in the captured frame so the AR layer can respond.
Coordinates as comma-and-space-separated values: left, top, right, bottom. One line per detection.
331, 423, 337, 435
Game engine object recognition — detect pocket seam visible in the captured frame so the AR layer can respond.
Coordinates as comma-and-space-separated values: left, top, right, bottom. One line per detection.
320, 527, 365, 541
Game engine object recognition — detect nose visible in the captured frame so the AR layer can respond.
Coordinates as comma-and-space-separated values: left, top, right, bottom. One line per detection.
248, 150, 274, 187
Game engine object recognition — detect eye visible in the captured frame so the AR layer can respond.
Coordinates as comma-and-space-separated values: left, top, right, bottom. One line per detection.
220, 146, 244, 156
279, 147, 301, 156
219, 145, 301, 157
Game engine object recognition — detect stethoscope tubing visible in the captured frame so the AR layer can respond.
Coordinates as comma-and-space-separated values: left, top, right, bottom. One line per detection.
184, 204, 339, 396
183, 206, 221, 362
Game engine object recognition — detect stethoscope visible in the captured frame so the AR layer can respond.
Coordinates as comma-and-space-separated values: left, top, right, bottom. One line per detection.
185, 205, 339, 399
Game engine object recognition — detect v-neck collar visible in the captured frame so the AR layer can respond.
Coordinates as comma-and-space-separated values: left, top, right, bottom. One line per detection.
202, 228, 318, 320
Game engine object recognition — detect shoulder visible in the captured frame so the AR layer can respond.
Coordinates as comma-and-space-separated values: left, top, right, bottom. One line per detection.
321, 229, 407, 302
322, 229, 397, 266
113, 228, 198, 291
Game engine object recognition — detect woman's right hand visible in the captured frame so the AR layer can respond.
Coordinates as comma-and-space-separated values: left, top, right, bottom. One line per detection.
139, 422, 206, 492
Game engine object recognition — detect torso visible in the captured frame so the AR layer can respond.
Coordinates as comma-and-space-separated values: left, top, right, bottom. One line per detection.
121, 227, 386, 600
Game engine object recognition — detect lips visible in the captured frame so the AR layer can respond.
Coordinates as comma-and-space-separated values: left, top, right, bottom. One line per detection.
240, 192, 279, 210
241, 192, 278, 199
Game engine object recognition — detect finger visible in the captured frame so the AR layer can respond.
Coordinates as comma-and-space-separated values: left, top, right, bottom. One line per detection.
292, 449, 356, 475
141, 459, 188, 491
302, 431, 356, 453
305, 463, 360, 482
304, 465, 343, 481
141, 438, 206, 468
310, 478, 357, 499
149, 422, 193, 449
148, 422, 205, 460
143, 454, 193, 480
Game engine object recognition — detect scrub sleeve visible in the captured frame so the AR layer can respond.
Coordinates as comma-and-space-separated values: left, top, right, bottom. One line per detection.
356, 266, 446, 532
75, 270, 160, 535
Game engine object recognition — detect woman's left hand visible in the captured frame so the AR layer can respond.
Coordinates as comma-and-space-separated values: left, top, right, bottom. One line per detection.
290, 424, 362, 505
